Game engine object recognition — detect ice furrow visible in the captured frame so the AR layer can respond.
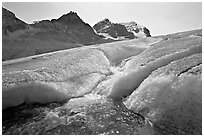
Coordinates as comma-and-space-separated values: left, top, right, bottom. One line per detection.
95, 48, 112, 63
94, 46, 146, 66
2, 72, 108, 109
108, 45, 202, 99
2, 47, 113, 109
177, 62, 202, 76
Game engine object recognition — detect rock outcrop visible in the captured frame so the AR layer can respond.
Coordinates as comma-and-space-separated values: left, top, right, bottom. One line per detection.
2, 7, 28, 34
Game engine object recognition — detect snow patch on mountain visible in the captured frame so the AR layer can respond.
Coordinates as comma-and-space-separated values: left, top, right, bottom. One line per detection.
97, 32, 126, 40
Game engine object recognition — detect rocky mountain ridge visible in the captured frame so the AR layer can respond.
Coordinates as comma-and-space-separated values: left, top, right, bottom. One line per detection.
2, 7, 151, 61
2, 8, 114, 61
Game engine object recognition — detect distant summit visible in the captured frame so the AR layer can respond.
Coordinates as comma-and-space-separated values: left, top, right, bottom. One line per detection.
93, 18, 135, 40
121, 21, 151, 37
95, 18, 112, 27
93, 19, 151, 39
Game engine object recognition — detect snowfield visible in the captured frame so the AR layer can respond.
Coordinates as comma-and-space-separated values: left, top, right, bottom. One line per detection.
2, 29, 202, 135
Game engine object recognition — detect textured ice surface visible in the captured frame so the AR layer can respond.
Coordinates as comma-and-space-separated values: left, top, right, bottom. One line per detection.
3, 73, 105, 109
108, 45, 201, 99
2, 47, 110, 109
2, 95, 155, 135
94, 37, 159, 65
124, 37, 202, 71
2, 30, 202, 134
124, 54, 202, 134
125, 74, 201, 134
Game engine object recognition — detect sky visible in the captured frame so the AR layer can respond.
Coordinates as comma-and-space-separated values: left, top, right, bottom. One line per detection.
2, 2, 202, 36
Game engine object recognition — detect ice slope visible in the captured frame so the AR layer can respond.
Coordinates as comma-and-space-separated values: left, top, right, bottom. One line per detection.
108, 44, 201, 99
92, 36, 201, 99
2, 47, 111, 109
2, 37, 158, 109
93, 37, 159, 65
93, 33, 202, 134
3, 73, 105, 109
123, 37, 202, 72
124, 54, 202, 134
2, 29, 202, 135
103, 36, 202, 134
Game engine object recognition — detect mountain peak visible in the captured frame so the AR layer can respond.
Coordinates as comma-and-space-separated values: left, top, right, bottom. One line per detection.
102, 18, 110, 22
52, 11, 84, 25
96, 18, 112, 25
63, 11, 78, 17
